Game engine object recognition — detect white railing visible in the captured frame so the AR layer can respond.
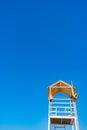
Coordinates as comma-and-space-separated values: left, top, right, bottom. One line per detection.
49, 98, 76, 117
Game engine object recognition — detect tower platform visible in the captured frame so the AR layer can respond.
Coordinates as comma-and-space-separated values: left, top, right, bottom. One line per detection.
50, 116, 75, 125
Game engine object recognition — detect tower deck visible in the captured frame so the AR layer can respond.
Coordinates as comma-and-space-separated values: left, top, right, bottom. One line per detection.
50, 116, 75, 125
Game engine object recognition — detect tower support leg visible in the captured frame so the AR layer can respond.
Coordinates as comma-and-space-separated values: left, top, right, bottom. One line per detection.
48, 117, 50, 130
75, 119, 79, 130
72, 124, 74, 130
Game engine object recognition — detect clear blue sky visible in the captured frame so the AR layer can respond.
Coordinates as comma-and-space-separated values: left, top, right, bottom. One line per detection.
0, 0, 87, 130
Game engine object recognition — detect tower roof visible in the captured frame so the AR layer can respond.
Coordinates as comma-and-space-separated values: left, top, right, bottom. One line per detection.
47, 80, 78, 101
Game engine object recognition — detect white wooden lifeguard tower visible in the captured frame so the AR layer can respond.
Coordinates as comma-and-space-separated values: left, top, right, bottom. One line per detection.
47, 80, 79, 130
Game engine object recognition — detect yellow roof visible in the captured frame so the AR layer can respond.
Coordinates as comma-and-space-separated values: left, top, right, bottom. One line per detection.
47, 80, 77, 101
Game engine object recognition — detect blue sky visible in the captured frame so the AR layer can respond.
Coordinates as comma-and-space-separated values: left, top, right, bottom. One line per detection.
0, 0, 87, 130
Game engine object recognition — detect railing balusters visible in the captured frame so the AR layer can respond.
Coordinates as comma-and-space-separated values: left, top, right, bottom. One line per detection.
49, 98, 75, 117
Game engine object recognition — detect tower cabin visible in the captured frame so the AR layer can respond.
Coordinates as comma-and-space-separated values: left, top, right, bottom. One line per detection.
47, 80, 79, 130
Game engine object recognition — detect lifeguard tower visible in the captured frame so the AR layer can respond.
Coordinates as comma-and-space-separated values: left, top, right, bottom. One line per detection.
47, 80, 79, 130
